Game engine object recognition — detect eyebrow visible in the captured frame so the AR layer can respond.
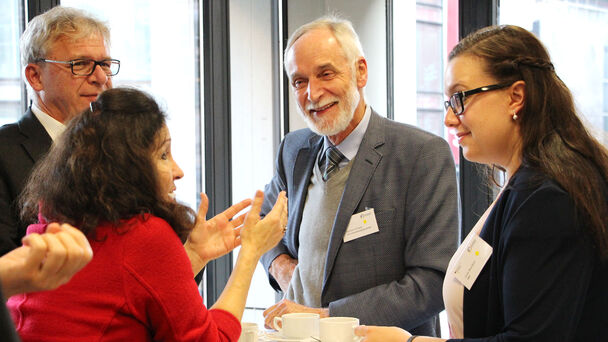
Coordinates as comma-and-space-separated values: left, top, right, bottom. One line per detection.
445, 82, 467, 96
288, 63, 338, 80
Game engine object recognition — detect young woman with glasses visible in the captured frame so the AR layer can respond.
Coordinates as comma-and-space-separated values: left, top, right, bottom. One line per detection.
356, 25, 608, 342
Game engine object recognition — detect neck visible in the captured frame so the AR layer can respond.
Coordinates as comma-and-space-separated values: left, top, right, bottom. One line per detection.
328, 99, 366, 145
34, 99, 68, 123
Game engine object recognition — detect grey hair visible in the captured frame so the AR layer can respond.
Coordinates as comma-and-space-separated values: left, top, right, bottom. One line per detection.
20, 6, 111, 66
284, 15, 365, 66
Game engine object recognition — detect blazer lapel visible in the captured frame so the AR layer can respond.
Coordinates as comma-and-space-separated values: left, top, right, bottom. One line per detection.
291, 134, 323, 251
322, 111, 386, 292
18, 109, 53, 164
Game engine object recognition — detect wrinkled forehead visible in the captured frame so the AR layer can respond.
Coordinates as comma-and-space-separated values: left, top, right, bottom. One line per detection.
284, 29, 350, 75
46, 33, 111, 58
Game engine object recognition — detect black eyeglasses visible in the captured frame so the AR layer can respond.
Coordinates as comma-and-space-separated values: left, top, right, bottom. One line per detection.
444, 82, 514, 116
39, 58, 120, 76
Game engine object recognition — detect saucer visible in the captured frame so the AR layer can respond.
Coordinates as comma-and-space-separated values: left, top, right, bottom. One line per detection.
259, 331, 317, 342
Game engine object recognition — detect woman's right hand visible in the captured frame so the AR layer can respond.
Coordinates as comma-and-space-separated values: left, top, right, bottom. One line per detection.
240, 190, 287, 258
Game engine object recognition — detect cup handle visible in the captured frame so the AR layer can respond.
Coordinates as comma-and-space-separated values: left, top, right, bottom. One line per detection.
273, 316, 283, 332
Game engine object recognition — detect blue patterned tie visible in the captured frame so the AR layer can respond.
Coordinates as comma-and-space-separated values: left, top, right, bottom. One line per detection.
319, 145, 345, 181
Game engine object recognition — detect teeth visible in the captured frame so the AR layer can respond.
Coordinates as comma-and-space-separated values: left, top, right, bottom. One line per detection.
310, 102, 334, 112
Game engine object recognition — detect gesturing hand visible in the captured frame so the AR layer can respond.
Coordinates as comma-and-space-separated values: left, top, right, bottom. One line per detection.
184, 193, 252, 274
239, 190, 287, 258
0, 223, 93, 298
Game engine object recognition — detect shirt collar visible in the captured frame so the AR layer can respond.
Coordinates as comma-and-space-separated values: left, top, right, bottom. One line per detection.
31, 103, 66, 142
323, 105, 372, 164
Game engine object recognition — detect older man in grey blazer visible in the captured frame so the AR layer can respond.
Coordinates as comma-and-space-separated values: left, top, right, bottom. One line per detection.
260, 17, 459, 336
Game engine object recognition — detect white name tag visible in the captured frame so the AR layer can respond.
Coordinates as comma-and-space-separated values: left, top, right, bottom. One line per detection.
453, 234, 493, 290
343, 208, 380, 242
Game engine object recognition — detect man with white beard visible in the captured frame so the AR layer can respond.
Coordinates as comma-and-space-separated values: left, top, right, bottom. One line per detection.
260, 16, 459, 337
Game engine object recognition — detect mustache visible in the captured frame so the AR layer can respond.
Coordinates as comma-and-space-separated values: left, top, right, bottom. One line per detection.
305, 99, 339, 112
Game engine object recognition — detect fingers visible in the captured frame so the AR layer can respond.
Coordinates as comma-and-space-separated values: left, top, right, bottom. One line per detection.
21, 233, 47, 271
21, 223, 93, 292
222, 198, 253, 220
57, 223, 93, 258
250, 190, 265, 217
267, 191, 287, 220
354, 325, 368, 337
244, 190, 264, 227
263, 302, 281, 329
51, 228, 93, 278
196, 193, 210, 223
230, 213, 247, 230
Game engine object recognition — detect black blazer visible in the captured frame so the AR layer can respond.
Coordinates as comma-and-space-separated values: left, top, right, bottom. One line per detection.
0, 109, 52, 256
452, 166, 608, 341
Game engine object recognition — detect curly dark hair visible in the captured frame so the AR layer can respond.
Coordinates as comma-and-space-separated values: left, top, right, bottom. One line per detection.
20, 87, 195, 241
450, 25, 608, 259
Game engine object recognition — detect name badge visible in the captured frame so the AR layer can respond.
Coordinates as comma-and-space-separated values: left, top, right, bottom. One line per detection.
453, 234, 492, 290
343, 208, 379, 242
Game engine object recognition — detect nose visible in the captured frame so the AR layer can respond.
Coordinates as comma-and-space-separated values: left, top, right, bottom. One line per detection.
173, 159, 184, 180
88, 64, 110, 86
444, 107, 461, 128
306, 79, 323, 103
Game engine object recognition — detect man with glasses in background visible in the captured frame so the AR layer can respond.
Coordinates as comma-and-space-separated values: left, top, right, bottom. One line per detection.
0, 6, 117, 256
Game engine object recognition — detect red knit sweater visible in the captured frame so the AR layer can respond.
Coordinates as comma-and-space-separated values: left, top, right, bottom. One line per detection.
8, 215, 241, 342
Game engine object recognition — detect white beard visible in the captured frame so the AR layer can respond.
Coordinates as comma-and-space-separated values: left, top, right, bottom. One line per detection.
299, 84, 361, 136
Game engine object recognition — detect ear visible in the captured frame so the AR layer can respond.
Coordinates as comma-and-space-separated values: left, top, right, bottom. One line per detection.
24, 63, 44, 92
355, 57, 368, 89
508, 80, 525, 115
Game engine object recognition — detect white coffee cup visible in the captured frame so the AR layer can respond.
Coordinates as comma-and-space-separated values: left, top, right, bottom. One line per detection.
319, 317, 362, 342
273, 312, 320, 339
238, 322, 258, 342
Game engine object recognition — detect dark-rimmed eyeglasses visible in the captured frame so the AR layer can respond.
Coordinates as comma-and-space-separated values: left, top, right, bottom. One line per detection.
444, 82, 514, 116
39, 58, 120, 76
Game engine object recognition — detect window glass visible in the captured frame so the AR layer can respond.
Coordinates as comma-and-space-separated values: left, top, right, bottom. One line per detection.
499, 0, 608, 146
63, 0, 201, 208
229, 0, 277, 325
394, 0, 460, 165
0, 0, 22, 125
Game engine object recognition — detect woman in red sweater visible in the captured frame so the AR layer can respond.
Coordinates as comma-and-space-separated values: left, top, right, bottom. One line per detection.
8, 87, 287, 341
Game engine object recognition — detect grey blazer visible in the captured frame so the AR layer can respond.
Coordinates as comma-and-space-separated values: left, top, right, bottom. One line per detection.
260, 110, 459, 336
0, 109, 52, 256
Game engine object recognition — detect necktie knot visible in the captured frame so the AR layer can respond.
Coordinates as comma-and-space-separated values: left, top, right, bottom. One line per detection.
319, 145, 345, 181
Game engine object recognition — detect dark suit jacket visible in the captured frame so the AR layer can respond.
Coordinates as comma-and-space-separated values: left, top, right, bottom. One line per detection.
0, 109, 52, 256
260, 110, 459, 336
451, 166, 608, 341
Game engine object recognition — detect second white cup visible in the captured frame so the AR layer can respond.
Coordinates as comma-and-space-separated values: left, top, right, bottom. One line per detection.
273, 312, 320, 339
319, 317, 361, 342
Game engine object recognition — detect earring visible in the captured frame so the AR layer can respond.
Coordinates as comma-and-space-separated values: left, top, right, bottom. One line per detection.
512, 111, 518, 121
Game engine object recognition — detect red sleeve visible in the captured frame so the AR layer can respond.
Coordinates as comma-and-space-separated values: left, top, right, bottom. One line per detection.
121, 217, 241, 342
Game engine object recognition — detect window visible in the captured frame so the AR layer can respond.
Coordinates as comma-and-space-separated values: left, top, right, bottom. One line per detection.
229, 0, 279, 324
63, 0, 201, 208
499, 0, 608, 147
0, 0, 23, 125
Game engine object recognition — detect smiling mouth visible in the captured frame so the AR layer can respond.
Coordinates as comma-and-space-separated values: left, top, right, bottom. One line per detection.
309, 102, 337, 115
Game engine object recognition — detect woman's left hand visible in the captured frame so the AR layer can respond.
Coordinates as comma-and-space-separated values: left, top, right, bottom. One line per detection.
184, 193, 252, 273
354, 325, 411, 342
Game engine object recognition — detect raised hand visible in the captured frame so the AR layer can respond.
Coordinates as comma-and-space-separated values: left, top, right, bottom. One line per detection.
239, 190, 287, 258
184, 193, 252, 274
